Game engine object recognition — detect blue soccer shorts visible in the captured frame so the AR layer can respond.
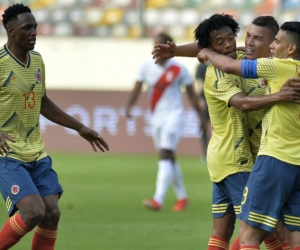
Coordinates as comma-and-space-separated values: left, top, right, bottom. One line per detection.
240, 155, 300, 232
212, 172, 250, 219
0, 155, 63, 216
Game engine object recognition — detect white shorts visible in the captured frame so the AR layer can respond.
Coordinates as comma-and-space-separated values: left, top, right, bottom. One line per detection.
151, 118, 183, 151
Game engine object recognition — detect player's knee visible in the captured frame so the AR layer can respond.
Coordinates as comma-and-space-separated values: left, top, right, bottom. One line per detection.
21, 206, 46, 228
44, 206, 61, 225
212, 224, 235, 240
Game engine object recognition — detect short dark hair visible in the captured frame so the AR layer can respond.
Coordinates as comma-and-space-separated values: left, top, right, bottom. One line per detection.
194, 13, 239, 49
2, 3, 31, 29
156, 32, 174, 44
280, 22, 300, 56
281, 21, 300, 55
251, 16, 279, 40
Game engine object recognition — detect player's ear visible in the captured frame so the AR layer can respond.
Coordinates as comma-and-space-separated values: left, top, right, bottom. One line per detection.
288, 43, 297, 55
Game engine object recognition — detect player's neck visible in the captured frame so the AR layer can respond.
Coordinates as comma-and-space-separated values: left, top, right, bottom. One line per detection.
158, 59, 167, 66
7, 43, 28, 64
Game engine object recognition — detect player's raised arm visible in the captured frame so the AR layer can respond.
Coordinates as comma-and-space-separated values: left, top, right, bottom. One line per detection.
152, 42, 199, 63
198, 48, 243, 75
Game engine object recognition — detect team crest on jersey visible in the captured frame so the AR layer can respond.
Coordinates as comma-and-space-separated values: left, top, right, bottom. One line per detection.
259, 78, 265, 88
35, 70, 42, 83
11, 185, 20, 195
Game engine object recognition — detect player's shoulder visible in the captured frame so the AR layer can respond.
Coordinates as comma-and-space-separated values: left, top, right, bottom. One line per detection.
0, 45, 9, 61
168, 58, 187, 69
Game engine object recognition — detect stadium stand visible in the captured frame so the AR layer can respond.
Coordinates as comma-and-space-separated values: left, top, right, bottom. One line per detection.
0, 0, 299, 39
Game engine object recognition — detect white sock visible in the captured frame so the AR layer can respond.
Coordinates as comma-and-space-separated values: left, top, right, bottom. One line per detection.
172, 162, 187, 200
153, 159, 174, 205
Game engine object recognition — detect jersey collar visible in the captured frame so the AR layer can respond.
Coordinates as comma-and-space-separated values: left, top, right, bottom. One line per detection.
4, 43, 31, 68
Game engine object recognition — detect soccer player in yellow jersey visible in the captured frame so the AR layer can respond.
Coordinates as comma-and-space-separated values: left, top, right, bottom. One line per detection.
152, 15, 300, 250
0, 4, 109, 250
198, 21, 300, 250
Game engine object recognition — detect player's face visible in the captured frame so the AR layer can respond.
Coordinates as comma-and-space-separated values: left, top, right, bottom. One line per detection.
209, 26, 237, 59
270, 30, 289, 59
245, 24, 274, 59
154, 36, 167, 64
8, 12, 37, 51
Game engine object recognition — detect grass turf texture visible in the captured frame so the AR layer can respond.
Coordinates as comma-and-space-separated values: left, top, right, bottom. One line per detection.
0, 152, 268, 250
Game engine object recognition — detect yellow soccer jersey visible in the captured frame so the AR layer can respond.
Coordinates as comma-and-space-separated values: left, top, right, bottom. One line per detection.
204, 65, 254, 182
0, 44, 47, 162
254, 58, 300, 164
241, 78, 266, 159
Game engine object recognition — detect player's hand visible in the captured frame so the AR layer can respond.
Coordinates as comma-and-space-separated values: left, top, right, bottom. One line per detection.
125, 108, 132, 119
197, 48, 211, 64
152, 41, 177, 63
0, 133, 16, 156
77, 126, 109, 152
278, 78, 300, 104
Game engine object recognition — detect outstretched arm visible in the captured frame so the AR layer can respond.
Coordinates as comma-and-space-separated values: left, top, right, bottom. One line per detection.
41, 94, 109, 152
125, 81, 143, 118
198, 48, 243, 75
152, 42, 199, 63
229, 78, 300, 112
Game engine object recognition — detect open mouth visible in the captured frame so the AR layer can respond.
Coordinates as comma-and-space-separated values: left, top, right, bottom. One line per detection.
246, 47, 254, 53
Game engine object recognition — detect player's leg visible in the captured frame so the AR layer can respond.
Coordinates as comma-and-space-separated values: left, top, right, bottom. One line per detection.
32, 194, 60, 250
239, 220, 269, 249
172, 159, 189, 212
208, 214, 236, 250
0, 157, 46, 249
263, 231, 284, 250
159, 119, 188, 211
30, 156, 63, 250
281, 171, 300, 250
209, 178, 244, 250
143, 125, 174, 210
240, 156, 297, 249
286, 230, 300, 250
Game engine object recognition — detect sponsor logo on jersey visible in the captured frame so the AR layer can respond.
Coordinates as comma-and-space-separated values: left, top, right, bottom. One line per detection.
11, 76, 17, 82
11, 185, 20, 195
35, 70, 41, 83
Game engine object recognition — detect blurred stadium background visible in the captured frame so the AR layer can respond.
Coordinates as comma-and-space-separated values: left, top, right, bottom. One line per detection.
0, 0, 299, 155
0, 0, 299, 249
0, 0, 299, 39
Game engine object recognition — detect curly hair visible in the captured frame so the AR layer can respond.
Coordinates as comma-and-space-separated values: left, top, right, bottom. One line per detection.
194, 13, 239, 49
2, 3, 31, 29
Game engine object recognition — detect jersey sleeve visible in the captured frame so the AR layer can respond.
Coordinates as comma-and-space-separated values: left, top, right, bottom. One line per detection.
136, 61, 148, 82
179, 64, 193, 86
256, 58, 277, 82
206, 68, 242, 106
241, 58, 276, 82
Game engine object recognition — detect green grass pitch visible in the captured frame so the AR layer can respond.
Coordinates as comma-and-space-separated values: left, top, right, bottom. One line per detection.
0, 152, 268, 249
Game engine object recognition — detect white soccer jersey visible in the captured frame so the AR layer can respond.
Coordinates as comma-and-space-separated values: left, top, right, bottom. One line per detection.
136, 59, 192, 125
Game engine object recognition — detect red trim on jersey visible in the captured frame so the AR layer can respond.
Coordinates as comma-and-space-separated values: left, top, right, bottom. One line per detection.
150, 65, 180, 111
